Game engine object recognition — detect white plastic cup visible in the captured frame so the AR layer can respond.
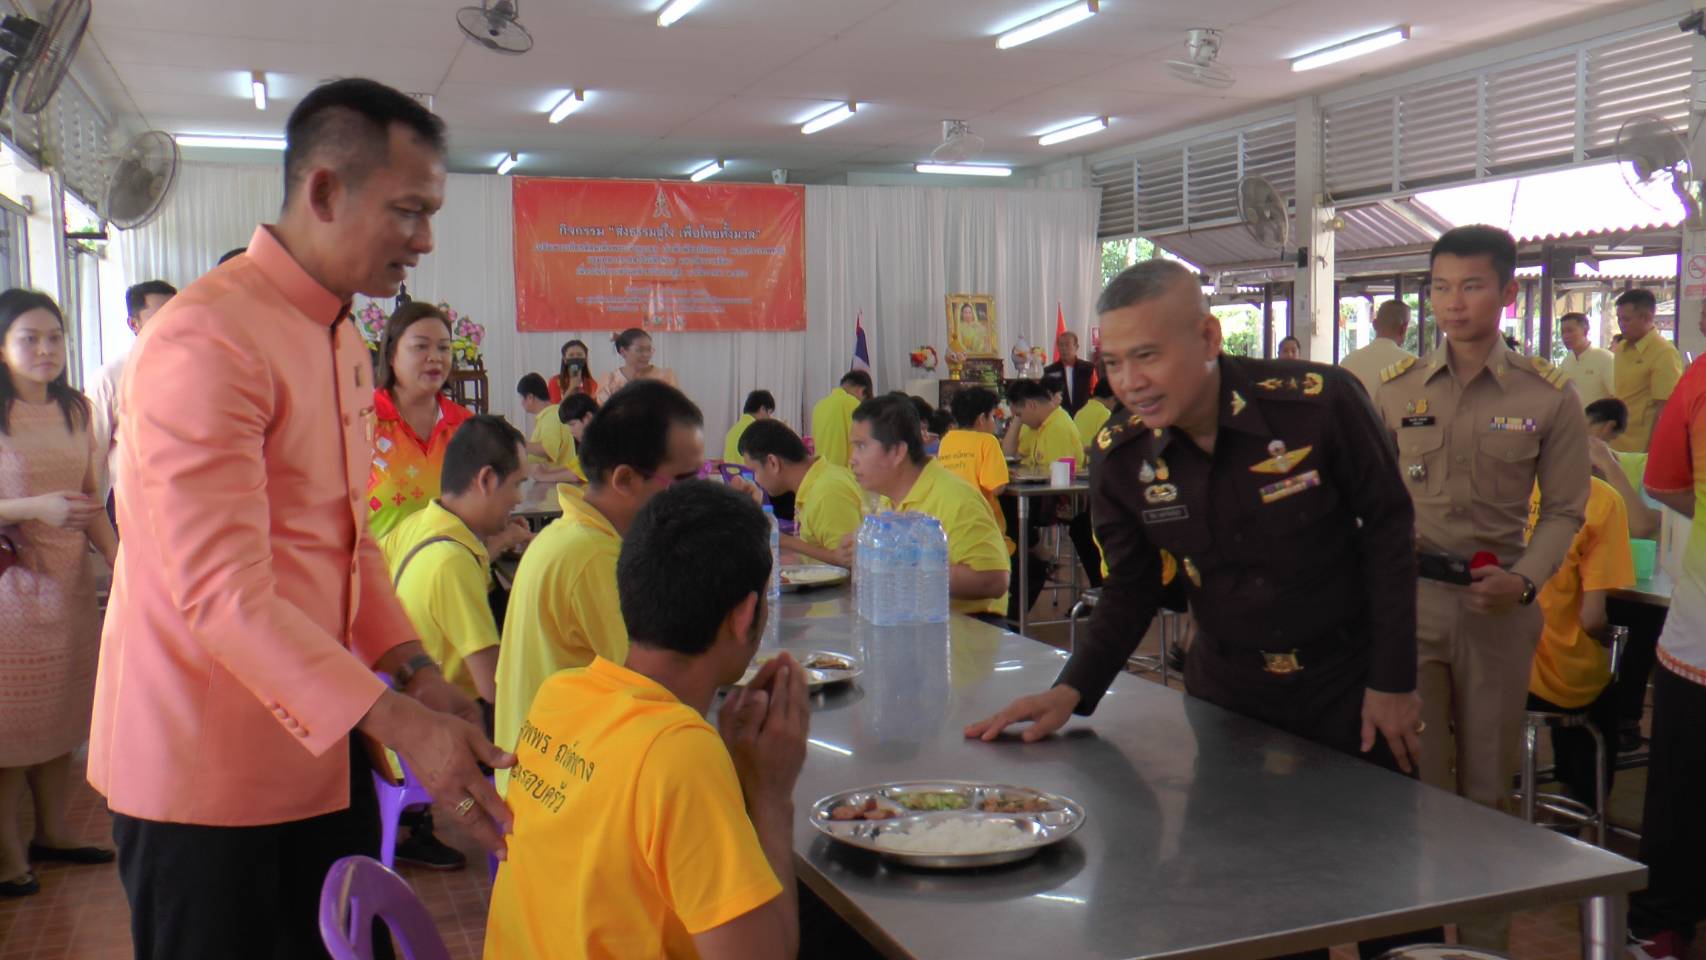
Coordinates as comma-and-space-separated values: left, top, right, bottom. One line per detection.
1050, 458, 1073, 487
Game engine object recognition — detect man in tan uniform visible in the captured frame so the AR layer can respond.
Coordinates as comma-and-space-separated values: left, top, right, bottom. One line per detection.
1375, 226, 1588, 944
1611, 287, 1684, 452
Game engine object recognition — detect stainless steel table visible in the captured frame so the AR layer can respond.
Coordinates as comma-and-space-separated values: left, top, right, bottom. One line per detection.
1611, 569, 1672, 609
1003, 477, 1090, 636
773, 588, 1645, 960
511, 478, 565, 531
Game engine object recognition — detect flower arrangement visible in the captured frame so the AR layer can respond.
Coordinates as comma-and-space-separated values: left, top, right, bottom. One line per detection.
350, 299, 486, 368
908, 344, 939, 373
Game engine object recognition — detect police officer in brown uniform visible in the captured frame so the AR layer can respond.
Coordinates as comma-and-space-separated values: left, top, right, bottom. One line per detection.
1373, 226, 1588, 946
970, 257, 1425, 771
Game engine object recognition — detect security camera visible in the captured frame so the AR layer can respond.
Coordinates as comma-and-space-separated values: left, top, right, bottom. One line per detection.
771, 168, 788, 184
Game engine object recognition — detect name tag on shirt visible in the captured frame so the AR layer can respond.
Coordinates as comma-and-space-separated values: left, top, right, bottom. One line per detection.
1401, 416, 1436, 428
1142, 506, 1189, 524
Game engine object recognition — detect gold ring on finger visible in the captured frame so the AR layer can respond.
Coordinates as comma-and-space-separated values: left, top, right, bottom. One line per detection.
454, 796, 476, 818
1414, 721, 1427, 735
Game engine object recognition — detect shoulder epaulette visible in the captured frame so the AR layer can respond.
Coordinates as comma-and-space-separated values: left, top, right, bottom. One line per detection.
1380, 355, 1418, 383
1253, 370, 1327, 398
1095, 412, 1146, 454
1527, 356, 1568, 390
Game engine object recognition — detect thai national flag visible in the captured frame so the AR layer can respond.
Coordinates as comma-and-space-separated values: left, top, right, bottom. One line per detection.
851, 312, 871, 373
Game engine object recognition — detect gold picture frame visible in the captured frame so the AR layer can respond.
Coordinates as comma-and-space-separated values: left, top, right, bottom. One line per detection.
946, 294, 998, 359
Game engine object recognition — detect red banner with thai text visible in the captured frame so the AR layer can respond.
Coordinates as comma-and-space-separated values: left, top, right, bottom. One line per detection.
512, 177, 806, 332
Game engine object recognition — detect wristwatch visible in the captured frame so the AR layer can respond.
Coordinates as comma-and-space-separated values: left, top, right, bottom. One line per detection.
1517, 574, 1537, 606
390, 654, 439, 691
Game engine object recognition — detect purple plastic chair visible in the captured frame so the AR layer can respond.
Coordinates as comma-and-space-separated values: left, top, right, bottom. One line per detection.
318, 855, 452, 960
372, 755, 433, 869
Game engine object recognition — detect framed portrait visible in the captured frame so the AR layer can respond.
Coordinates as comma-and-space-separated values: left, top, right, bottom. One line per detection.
946, 294, 998, 359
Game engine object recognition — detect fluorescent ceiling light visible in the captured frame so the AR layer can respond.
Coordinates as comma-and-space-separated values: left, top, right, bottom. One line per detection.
548, 89, 585, 124
996, 0, 1097, 50
915, 163, 1012, 177
497, 152, 519, 176
689, 159, 723, 182
657, 0, 705, 27
250, 71, 267, 111
801, 102, 856, 135
176, 134, 286, 150
1291, 26, 1410, 72
1038, 116, 1108, 146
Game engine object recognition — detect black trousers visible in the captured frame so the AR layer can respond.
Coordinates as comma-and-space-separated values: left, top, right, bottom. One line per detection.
1524, 689, 1619, 812
1185, 640, 1444, 960
1605, 597, 1666, 731
1630, 664, 1706, 942
113, 740, 392, 960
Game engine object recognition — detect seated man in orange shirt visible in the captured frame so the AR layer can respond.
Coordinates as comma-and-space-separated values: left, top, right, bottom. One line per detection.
1526, 475, 1636, 812
486, 481, 808, 960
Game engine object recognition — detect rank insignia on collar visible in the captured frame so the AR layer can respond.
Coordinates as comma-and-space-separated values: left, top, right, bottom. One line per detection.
1127, 414, 1143, 427
1302, 373, 1324, 396
1257, 377, 1285, 391
1152, 427, 1164, 438
1251, 443, 1312, 475
1183, 556, 1201, 587
1143, 483, 1179, 504
1096, 427, 1113, 450
1230, 390, 1247, 417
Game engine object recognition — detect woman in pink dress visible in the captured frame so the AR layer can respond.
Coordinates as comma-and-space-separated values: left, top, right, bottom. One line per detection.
0, 290, 118, 896
595, 327, 678, 403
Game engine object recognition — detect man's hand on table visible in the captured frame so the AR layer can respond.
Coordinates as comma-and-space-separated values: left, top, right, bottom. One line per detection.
1360, 688, 1422, 774
360, 682, 516, 859
963, 685, 1081, 742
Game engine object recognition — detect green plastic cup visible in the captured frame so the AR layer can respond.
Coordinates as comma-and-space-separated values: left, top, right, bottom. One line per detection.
1631, 538, 1657, 582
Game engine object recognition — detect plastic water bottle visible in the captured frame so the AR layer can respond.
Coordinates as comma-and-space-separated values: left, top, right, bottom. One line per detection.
915, 516, 949, 623
855, 515, 880, 622
887, 514, 919, 625
763, 505, 781, 646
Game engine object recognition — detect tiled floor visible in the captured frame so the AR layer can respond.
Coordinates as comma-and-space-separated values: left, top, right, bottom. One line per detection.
0, 610, 1697, 960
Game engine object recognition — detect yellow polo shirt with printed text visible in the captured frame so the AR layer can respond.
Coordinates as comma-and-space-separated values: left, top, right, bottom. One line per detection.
494, 495, 626, 792
935, 428, 1011, 551
796, 457, 865, 552
379, 501, 497, 701
882, 459, 1010, 616
484, 658, 780, 960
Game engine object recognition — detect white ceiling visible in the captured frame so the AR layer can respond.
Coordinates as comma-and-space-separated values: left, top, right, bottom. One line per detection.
80, 0, 1645, 183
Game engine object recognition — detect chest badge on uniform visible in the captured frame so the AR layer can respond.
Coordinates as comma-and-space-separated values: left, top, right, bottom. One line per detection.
1262, 651, 1303, 675
1302, 373, 1324, 396
1258, 469, 1321, 504
1096, 427, 1113, 450
1144, 483, 1179, 504
1406, 398, 1429, 416
1230, 390, 1247, 417
1139, 461, 1156, 483
1406, 463, 1427, 483
1183, 556, 1202, 587
1155, 458, 1170, 481
1251, 440, 1311, 475
1489, 416, 1538, 432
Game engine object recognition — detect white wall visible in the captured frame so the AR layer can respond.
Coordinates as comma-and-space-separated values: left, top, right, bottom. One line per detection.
114, 161, 1102, 447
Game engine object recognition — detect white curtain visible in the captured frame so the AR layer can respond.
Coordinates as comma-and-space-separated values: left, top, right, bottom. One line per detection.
113, 165, 1102, 448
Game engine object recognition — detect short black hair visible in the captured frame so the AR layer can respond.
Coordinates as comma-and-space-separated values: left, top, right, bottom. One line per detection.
619, 480, 772, 657
441, 415, 526, 496
578, 380, 702, 486
282, 77, 447, 204
737, 418, 810, 464
1098, 257, 1203, 315
851, 394, 926, 466
557, 392, 599, 425
1558, 311, 1590, 330
840, 369, 873, 393
1278, 336, 1302, 352
928, 409, 955, 438
949, 386, 1000, 428
1585, 398, 1629, 433
1006, 379, 1052, 406
217, 247, 246, 265
903, 393, 934, 427
1091, 372, 1114, 399
1615, 288, 1658, 314
1430, 225, 1517, 286
516, 372, 549, 402
743, 390, 776, 416
125, 280, 176, 317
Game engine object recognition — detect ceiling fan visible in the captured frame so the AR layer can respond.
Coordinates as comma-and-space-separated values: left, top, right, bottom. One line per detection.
930, 120, 985, 164
457, 0, 533, 55
1165, 28, 1234, 90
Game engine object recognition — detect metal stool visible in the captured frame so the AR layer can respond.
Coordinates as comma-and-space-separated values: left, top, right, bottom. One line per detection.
1514, 626, 1626, 848
1067, 589, 1172, 688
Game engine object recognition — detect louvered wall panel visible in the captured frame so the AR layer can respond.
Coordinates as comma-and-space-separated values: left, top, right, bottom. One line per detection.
1585, 27, 1690, 153
1185, 134, 1241, 225
1134, 148, 1185, 233
1397, 76, 1479, 187
1325, 96, 1397, 196
1091, 156, 1135, 238
1484, 53, 1579, 174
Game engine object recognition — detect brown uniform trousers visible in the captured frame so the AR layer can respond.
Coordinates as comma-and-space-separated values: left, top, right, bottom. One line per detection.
1375, 339, 1589, 947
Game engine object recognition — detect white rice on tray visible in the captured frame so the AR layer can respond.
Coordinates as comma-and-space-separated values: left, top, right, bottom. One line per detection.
873, 817, 1034, 854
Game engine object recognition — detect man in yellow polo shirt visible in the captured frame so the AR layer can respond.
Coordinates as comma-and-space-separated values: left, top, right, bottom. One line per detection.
848, 395, 1009, 620
1611, 288, 1684, 452
1526, 475, 1635, 813
1002, 378, 1102, 604
494, 381, 706, 792
938, 386, 1011, 547
486, 481, 808, 960
380, 415, 530, 872
1073, 376, 1116, 448
736, 418, 864, 567
723, 389, 774, 462
810, 369, 872, 468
